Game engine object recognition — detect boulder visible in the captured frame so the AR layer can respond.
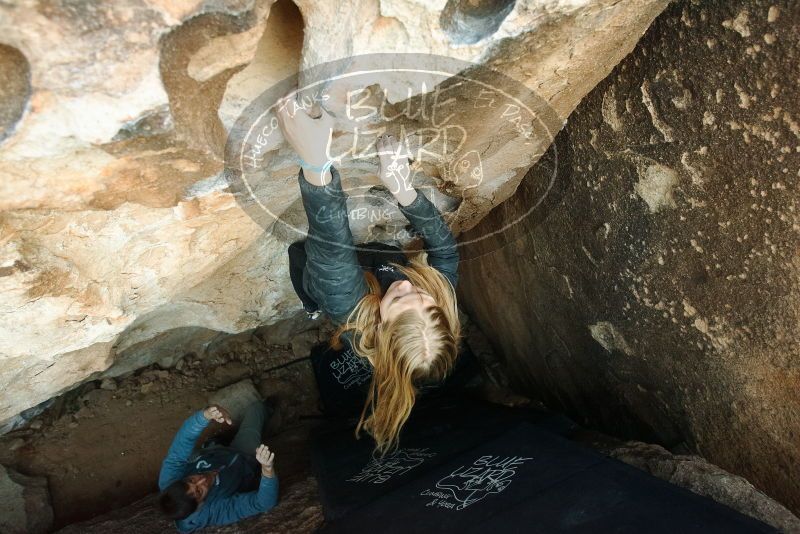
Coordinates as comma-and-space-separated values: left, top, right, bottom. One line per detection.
0, 0, 669, 428
290, 329, 320, 359
458, 0, 800, 515
209, 361, 252, 388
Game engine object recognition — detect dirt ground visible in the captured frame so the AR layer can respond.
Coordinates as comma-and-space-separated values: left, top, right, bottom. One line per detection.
0, 320, 328, 530
4, 316, 791, 532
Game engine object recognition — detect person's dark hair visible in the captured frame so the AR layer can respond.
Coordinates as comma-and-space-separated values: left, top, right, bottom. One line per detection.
158, 480, 198, 520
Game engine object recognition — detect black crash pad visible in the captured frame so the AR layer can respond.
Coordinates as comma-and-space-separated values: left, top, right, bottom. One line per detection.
310, 396, 577, 521
313, 410, 775, 533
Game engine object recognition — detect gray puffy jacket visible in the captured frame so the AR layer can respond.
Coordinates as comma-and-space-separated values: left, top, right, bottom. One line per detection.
297, 164, 459, 326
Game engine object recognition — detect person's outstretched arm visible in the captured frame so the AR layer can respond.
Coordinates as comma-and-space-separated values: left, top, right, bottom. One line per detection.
158, 406, 232, 490
276, 95, 367, 324
397, 187, 459, 288
297, 165, 368, 323
377, 134, 459, 288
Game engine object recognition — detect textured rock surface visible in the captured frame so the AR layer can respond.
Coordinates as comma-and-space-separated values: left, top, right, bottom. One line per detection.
0, 328, 321, 528
55, 476, 322, 533
0, 464, 53, 534
0, 0, 668, 426
458, 0, 800, 514
607, 441, 800, 532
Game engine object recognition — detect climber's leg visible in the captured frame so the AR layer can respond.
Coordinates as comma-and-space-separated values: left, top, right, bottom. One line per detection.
229, 401, 270, 455
288, 241, 321, 318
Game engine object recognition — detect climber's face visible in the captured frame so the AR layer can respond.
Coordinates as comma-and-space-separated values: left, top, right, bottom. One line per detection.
380, 279, 435, 323
184, 472, 216, 503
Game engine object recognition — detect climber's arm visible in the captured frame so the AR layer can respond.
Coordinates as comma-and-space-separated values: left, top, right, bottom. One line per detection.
276, 94, 367, 324
397, 188, 460, 289
298, 164, 368, 324
377, 134, 459, 287
158, 410, 209, 490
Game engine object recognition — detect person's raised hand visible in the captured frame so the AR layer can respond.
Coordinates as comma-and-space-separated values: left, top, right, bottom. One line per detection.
377, 133, 417, 206
256, 444, 276, 478
275, 92, 335, 174
202, 405, 232, 425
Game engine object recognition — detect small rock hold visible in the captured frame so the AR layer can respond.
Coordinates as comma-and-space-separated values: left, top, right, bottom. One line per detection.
141, 370, 170, 382
257, 377, 294, 401
29, 420, 43, 430
210, 361, 251, 388
100, 378, 118, 391
299, 505, 319, 518
767, 6, 779, 24
81, 388, 114, 405
291, 329, 321, 359
7, 438, 25, 452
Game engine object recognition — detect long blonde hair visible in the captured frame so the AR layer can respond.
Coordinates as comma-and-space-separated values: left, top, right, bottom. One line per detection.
331, 253, 461, 456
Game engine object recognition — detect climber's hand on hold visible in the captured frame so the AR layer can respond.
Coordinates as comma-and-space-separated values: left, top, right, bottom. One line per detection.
256, 444, 276, 478
203, 405, 232, 425
377, 133, 417, 206
275, 91, 335, 186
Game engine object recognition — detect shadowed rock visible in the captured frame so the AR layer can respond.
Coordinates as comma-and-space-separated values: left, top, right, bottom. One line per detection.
459, 0, 800, 516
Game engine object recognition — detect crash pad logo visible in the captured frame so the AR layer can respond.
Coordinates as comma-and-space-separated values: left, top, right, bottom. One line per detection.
420, 455, 532, 510
347, 448, 436, 484
330, 348, 372, 389
224, 53, 562, 255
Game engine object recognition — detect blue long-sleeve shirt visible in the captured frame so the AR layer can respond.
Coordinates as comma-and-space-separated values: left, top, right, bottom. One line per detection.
158, 411, 279, 532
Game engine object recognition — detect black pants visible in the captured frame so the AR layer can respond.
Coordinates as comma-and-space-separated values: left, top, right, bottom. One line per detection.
228, 401, 271, 455
288, 241, 320, 313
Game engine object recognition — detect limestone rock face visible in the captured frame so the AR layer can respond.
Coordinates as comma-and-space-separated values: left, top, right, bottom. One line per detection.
0, 0, 668, 427
458, 0, 800, 514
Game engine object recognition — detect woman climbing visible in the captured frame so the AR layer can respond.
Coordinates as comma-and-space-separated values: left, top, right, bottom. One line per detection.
275, 93, 461, 456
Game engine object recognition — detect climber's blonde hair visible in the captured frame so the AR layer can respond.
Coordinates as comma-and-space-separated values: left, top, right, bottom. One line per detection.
331, 254, 461, 456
